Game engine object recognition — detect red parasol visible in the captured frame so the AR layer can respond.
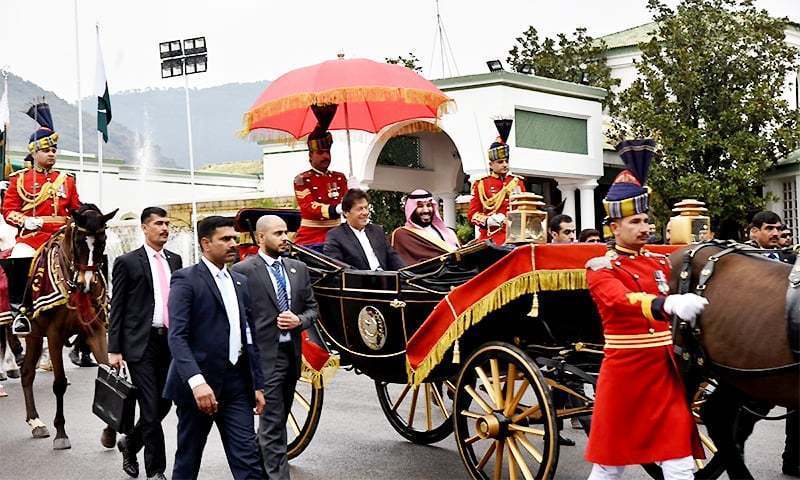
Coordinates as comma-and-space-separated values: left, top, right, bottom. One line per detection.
240, 57, 453, 176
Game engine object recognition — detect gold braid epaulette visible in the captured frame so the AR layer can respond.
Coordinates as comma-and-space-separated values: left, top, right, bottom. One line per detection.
478, 176, 520, 214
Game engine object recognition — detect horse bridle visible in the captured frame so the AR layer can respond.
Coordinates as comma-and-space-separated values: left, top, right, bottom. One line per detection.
70, 225, 105, 277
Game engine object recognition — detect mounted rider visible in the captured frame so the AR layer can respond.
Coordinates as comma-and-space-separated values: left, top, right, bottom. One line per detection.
0, 103, 82, 335
584, 139, 707, 480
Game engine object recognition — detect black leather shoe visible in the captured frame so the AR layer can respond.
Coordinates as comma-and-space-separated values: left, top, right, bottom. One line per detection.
147, 473, 167, 480
783, 463, 800, 477
117, 437, 139, 478
78, 353, 97, 367
68, 347, 81, 367
558, 434, 575, 446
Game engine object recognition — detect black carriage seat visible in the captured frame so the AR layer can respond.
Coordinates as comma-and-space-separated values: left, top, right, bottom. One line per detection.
398, 241, 515, 293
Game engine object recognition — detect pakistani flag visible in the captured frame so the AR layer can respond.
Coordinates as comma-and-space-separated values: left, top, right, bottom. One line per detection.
95, 28, 112, 143
0, 77, 10, 179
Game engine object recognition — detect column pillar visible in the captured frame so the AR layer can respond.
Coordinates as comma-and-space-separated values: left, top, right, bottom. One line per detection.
435, 191, 458, 229
556, 183, 577, 220
578, 180, 599, 231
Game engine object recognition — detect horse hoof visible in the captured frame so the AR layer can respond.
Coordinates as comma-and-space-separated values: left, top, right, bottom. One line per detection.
32, 426, 50, 438
100, 427, 116, 448
53, 437, 71, 450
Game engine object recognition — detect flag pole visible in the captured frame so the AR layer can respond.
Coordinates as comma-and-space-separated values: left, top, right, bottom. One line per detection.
97, 130, 103, 208
74, 0, 84, 172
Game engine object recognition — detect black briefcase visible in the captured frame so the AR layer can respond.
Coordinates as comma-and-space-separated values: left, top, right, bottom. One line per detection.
92, 364, 137, 434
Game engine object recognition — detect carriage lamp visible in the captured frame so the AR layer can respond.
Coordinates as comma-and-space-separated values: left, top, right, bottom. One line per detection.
669, 199, 711, 244
505, 192, 548, 244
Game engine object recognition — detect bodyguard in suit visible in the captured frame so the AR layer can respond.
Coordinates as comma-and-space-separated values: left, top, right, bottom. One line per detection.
109, 207, 182, 480
163, 216, 266, 480
323, 188, 406, 271
232, 214, 318, 479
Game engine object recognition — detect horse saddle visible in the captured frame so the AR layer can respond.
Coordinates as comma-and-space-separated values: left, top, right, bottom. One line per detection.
785, 255, 800, 357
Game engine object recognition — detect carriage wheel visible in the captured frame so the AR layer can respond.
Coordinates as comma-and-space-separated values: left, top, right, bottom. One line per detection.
287, 376, 324, 460
375, 379, 455, 444
454, 342, 559, 480
640, 381, 723, 480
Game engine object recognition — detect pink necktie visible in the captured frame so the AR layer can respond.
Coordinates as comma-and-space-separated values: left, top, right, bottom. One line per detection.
154, 252, 170, 328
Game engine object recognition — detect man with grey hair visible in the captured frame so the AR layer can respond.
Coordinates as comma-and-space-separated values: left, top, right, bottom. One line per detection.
232, 215, 318, 479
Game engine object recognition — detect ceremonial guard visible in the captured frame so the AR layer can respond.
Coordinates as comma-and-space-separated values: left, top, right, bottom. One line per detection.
2, 103, 81, 257
1, 103, 82, 336
467, 119, 525, 244
293, 104, 347, 250
584, 139, 706, 479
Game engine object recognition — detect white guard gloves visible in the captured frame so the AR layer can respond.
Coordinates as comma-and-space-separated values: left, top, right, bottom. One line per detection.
0, 180, 9, 191
663, 293, 708, 321
486, 213, 506, 228
335, 203, 343, 215
23, 217, 44, 231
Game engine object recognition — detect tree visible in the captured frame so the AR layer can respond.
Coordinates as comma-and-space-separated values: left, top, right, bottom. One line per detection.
507, 27, 620, 112
385, 53, 423, 72
617, 0, 800, 239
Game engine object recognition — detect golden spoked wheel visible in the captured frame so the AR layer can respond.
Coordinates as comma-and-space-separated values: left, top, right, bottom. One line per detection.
287, 376, 324, 459
375, 379, 456, 444
454, 342, 559, 480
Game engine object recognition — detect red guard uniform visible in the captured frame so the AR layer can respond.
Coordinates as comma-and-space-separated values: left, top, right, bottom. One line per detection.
585, 247, 702, 466
293, 168, 347, 246
467, 173, 525, 244
2, 166, 81, 250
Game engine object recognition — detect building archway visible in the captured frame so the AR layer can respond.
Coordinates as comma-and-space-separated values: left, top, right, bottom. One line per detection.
361, 120, 465, 228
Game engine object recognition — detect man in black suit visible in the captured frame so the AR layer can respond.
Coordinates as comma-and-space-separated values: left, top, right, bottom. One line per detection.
109, 207, 182, 480
232, 214, 318, 479
163, 216, 266, 480
323, 188, 405, 271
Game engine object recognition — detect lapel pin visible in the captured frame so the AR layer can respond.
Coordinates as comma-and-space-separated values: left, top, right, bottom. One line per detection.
290, 268, 296, 274
236, 281, 241, 286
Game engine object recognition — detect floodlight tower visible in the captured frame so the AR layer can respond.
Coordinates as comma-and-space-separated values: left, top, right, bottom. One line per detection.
159, 37, 207, 262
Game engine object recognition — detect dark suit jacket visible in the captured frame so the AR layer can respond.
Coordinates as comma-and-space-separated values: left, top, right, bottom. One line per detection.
231, 254, 317, 380
323, 223, 406, 271
108, 246, 182, 362
163, 261, 264, 407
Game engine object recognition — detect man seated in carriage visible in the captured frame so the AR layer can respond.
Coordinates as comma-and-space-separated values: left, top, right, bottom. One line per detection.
391, 189, 459, 265
0, 103, 82, 335
323, 188, 405, 271
584, 139, 709, 480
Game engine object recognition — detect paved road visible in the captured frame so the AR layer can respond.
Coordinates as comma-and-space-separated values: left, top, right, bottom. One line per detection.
0, 355, 790, 479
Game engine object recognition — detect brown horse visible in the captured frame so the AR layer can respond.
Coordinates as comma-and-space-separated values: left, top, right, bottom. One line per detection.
20, 203, 118, 450
669, 242, 799, 479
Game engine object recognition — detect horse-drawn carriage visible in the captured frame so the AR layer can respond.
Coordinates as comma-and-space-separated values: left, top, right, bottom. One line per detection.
234, 208, 722, 480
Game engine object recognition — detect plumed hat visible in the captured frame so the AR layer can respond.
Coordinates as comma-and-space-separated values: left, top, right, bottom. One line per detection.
602, 139, 657, 218
488, 119, 512, 162
26, 102, 58, 153
307, 103, 337, 153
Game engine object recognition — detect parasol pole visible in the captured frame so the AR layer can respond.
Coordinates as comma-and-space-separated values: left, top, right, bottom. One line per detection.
343, 101, 355, 184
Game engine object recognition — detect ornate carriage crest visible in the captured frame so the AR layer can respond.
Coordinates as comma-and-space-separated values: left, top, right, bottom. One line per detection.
357, 305, 387, 351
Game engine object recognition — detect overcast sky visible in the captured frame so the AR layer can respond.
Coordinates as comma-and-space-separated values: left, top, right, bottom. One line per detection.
2, 0, 797, 103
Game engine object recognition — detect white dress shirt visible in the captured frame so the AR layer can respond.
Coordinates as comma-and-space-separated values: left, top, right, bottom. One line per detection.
258, 250, 292, 342
349, 225, 382, 270
143, 243, 170, 328
188, 257, 243, 389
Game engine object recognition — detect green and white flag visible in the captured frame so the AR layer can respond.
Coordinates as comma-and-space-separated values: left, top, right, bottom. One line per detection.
95, 27, 112, 143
